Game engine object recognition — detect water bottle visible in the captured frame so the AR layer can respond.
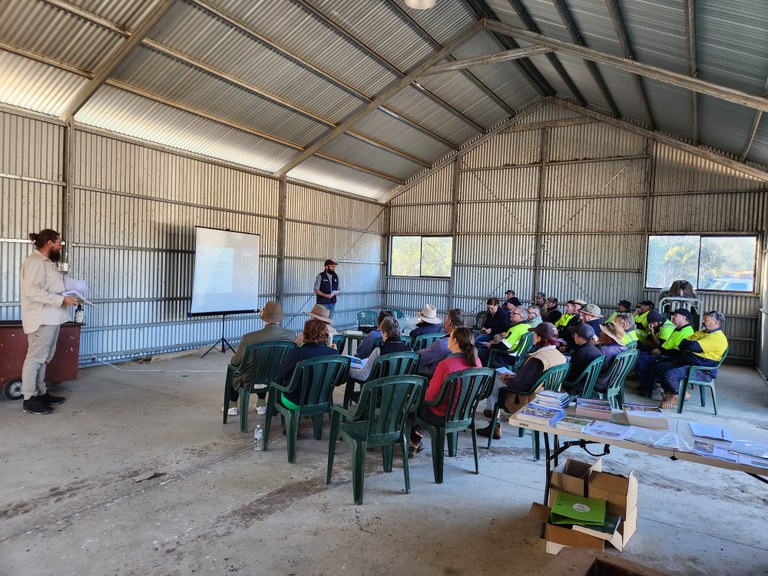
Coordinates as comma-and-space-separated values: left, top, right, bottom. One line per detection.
74, 304, 84, 324
254, 425, 263, 452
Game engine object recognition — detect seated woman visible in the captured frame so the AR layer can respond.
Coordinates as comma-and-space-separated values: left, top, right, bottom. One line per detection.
275, 318, 338, 410
409, 327, 481, 455
355, 310, 394, 359
477, 322, 566, 440
348, 316, 411, 382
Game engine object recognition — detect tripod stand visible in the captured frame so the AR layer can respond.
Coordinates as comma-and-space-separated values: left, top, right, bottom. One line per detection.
201, 314, 235, 358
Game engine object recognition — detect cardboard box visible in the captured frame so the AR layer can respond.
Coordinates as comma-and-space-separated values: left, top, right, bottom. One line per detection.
549, 457, 602, 501
529, 503, 605, 554
588, 470, 639, 550
540, 548, 671, 576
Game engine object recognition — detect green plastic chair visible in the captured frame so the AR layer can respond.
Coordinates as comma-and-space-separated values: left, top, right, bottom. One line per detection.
564, 355, 606, 401
327, 375, 426, 504
677, 348, 728, 415
331, 334, 346, 355
625, 340, 638, 350
400, 334, 413, 347
487, 363, 570, 459
356, 310, 377, 331
488, 331, 534, 369
597, 349, 639, 410
475, 311, 488, 330
412, 332, 446, 351
222, 341, 295, 433
263, 355, 350, 463
415, 367, 496, 484
390, 309, 406, 321
344, 351, 420, 408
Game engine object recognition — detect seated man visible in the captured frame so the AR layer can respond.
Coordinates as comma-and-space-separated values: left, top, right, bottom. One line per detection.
580, 304, 603, 334
653, 310, 728, 409
226, 301, 295, 416
633, 300, 655, 342
563, 323, 604, 396
637, 310, 673, 353
355, 309, 393, 359
478, 306, 529, 366
534, 292, 546, 309
409, 304, 444, 338
614, 312, 639, 345
593, 321, 628, 393
542, 296, 562, 324
417, 309, 465, 377
348, 316, 411, 382
635, 308, 695, 395
606, 299, 632, 323
504, 289, 521, 307
527, 306, 542, 328
476, 298, 509, 346
557, 299, 586, 349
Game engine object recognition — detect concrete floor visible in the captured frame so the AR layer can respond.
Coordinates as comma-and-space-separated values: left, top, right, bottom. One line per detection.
2, 351, 767, 576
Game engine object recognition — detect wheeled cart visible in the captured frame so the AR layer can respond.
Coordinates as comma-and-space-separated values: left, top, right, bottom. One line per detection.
0, 321, 82, 399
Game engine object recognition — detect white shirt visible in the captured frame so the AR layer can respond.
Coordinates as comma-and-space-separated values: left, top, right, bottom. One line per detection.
20, 250, 69, 334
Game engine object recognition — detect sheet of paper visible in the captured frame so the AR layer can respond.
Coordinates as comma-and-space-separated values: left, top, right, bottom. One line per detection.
62, 290, 94, 305
64, 276, 89, 293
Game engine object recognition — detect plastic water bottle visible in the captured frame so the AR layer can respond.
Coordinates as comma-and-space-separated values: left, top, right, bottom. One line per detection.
254, 425, 263, 452
74, 304, 84, 324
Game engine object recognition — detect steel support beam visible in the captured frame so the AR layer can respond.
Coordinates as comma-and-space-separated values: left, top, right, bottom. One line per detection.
484, 20, 768, 114
420, 46, 553, 76
58, 0, 177, 121
741, 78, 768, 162
274, 21, 482, 178
685, 0, 699, 144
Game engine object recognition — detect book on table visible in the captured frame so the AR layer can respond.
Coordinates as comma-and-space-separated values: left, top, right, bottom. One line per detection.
623, 403, 669, 429
550, 492, 607, 526
555, 415, 595, 432
535, 390, 570, 408
574, 398, 612, 420
514, 402, 565, 426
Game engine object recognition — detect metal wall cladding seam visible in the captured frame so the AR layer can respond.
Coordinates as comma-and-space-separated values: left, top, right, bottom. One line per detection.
390, 164, 454, 206
216, 0, 397, 97
285, 183, 385, 233
463, 130, 542, 169
75, 86, 298, 173
540, 234, 645, 272
459, 166, 539, 202
283, 259, 382, 300
455, 234, 536, 268
544, 159, 648, 200
389, 204, 452, 235
539, 269, 645, 311
74, 130, 281, 215
457, 200, 537, 235
0, 1, 124, 71
454, 266, 534, 302
286, 156, 395, 201
0, 111, 64, 181
1, 180, 62, 240
654, 143, 768, 194
549, 123, 647, 161
650, 192, 765, 234
540, 196, 646, 234
284, 222, 382, 267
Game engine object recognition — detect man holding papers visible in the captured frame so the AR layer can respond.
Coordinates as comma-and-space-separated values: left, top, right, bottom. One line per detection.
20, 229, 79, 415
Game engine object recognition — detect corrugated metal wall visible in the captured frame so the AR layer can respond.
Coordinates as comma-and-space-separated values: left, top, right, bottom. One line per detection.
0, 109, 385, 364
386, 104, 767, 366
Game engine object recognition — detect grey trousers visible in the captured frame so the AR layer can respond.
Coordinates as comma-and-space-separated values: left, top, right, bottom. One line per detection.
22, 324, 60, 400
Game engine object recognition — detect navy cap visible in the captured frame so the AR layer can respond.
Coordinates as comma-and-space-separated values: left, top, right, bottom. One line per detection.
568, 323, 595, 340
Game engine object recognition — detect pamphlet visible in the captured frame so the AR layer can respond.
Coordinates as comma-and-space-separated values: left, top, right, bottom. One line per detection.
688, 422, 734, 442
728, 439, 768, 460
691, 439, 739, 462
583, 421, 631, 441
550, 492, 607, 526
61, 290, 94, 306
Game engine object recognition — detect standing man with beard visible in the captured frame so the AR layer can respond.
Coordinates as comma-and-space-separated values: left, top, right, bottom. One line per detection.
20, 229, 79, 415
314, 259, 340, 317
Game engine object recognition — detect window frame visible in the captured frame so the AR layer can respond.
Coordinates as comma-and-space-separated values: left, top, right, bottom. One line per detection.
389, 235, 453, 278
644, 233, 759, 294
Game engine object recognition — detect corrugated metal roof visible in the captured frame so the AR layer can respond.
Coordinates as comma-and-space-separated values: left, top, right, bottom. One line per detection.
1, 0, 768, 201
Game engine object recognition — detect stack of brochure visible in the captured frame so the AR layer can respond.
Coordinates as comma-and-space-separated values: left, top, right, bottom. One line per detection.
575, 398, 612, 420
535, 390, 571, 409
555, 415, 596, 432
623, 403, 668, 429
515, 402, 566, 426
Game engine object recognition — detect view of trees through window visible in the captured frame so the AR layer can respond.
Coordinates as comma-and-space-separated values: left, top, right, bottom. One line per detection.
390, 236, 452, 277
646, 235, 756, 292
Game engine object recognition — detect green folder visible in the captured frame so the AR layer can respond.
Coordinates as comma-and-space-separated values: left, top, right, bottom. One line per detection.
550, 491, 607, 526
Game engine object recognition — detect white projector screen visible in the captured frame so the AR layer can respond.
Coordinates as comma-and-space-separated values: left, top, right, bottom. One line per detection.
189, 227, 260, 316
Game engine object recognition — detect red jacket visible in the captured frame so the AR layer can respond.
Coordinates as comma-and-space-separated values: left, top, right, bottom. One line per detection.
426, 353, 482, 417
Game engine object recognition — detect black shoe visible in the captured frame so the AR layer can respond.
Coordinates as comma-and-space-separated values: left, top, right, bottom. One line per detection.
23, 397, 53, 415
38, 392, 66, 405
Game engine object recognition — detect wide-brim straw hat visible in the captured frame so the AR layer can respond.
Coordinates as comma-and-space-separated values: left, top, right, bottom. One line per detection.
600, 322, 627, 345
305, 304, 333, 324
260, 301, 284, 324
417, 304, 442, 324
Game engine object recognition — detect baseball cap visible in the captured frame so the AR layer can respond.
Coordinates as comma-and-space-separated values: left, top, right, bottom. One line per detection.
324, 259, 338, 266
568, 323, 595, 340
672, 308, 692, 320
